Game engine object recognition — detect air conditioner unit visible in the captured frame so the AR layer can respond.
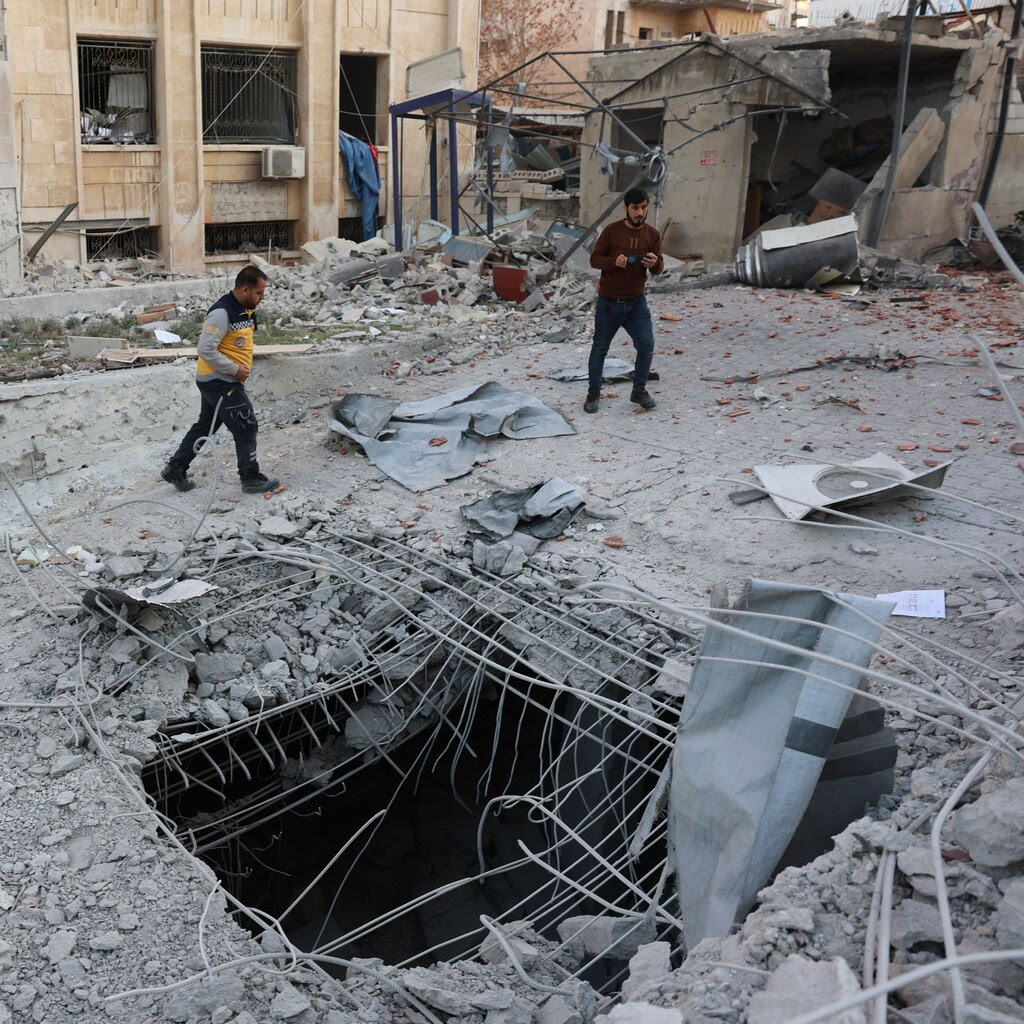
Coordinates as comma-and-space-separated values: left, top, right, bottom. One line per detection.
262, 146, 305, 179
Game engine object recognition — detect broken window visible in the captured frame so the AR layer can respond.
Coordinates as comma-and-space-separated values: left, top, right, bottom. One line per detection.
85, 225, 158, 261
77, 39, 155, 144
613, 107, 663, 193
201, 45, 297, 144
204, 220, 294, 256
339, 54, 385, 146
605, 9, 626, 47
338, 215, 384, 242
638, 27, 653, 40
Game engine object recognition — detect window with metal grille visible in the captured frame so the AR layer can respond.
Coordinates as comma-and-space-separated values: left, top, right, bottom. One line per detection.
201, 46, 298, 144
205, 221, 295, 256
77, 39, 155, 144
85, 226, 159, 261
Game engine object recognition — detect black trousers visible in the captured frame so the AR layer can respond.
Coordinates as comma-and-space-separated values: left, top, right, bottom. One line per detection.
169, 378, 260, 479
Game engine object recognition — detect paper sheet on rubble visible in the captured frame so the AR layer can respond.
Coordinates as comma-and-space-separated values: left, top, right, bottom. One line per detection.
875, 589, 945, 618
668, 580, 893, 948
546, 358, 660, 383
327, 382, 575, 491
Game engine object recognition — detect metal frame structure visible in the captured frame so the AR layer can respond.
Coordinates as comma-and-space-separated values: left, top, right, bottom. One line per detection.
389, 38, 840, 271
388, 88, 487, 246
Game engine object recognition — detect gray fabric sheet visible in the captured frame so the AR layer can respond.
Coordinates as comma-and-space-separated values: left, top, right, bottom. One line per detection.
327, 382, 575, 491
461, 478, 585, 541
667, 580, 893, 949
547, 358, 660, 383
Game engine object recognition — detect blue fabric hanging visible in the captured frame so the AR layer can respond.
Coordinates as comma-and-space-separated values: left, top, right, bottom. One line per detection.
338, 131, 380, 241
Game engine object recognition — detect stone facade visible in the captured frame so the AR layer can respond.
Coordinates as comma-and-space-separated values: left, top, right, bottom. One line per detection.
3, 0, 481, 272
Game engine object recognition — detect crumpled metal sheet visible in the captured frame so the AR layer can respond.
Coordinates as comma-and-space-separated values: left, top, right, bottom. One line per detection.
461, 478, 585, 542
753, 452, 952, 521
546, 358, 660, 383
668, 579, 893, 949
327, 382, 575, 491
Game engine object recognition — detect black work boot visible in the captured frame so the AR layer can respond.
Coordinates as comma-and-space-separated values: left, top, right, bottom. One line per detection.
583, 393, 600, 414
241, 473, 281, 494
161, 463, 196, 492
630, 389, 656, 410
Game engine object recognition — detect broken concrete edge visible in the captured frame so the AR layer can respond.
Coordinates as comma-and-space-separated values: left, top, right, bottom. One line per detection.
0, 277, 223, 321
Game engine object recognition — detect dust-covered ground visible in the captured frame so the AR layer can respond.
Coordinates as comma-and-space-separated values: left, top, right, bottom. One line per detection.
1, 273, 1023, 1024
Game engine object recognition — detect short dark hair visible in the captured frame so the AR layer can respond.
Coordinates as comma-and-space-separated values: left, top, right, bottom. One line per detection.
623, 187, 649, 206
235, 265, 268, 289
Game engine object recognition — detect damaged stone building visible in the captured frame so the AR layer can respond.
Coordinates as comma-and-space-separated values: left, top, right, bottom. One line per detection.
580, 22, 1024, 261
0, 0, 480, 275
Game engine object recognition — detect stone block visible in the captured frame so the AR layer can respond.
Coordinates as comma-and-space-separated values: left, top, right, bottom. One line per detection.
68, 335, 123, 359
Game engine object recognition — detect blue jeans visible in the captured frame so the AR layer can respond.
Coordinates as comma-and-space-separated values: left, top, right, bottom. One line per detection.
588, 294, 654, 397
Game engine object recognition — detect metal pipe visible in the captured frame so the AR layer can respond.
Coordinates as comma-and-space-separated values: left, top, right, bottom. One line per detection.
866, 2, 921, 248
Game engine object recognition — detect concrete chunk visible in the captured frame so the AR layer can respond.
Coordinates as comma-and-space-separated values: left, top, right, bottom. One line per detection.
557, 914, 654, 960
194, 653, 245, 686
259, 516, 299, 540
44, 930, 77, 963
270, 982, 311, 1019
747, 954, 865, 1024
996, 877, 1024, 948
950, 778, 1024, 867
606, 1004, 683, 1024
163, 976, 246, 1023
891, 899, 944, 949
620, 941, 672, 1002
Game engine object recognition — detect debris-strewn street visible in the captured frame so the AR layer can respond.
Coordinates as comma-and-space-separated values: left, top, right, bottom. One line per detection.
2, 250, 1024, 1023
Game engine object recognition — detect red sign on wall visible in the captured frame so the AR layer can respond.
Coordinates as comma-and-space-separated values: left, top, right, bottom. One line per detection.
700, 150, 718, 167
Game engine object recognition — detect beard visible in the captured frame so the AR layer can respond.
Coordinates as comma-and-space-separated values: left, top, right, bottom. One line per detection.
627, 213, 646, 228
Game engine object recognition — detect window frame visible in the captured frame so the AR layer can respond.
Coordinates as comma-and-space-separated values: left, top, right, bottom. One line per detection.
77, 37, 156, 145
200, 44, 299, 145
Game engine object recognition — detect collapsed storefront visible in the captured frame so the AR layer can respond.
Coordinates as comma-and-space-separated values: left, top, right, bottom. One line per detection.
581, 24, 1023, 263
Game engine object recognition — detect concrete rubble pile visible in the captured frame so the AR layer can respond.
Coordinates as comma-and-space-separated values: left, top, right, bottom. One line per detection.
6, 256, 182, 299
246, 233, 597, 330
3, 478, 1024, 1023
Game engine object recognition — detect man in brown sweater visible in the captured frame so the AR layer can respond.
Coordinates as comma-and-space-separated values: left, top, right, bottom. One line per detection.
585, 187, 664, 412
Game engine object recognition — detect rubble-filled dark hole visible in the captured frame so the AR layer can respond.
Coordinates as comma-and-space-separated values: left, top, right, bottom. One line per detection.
148, 651, 667, 978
